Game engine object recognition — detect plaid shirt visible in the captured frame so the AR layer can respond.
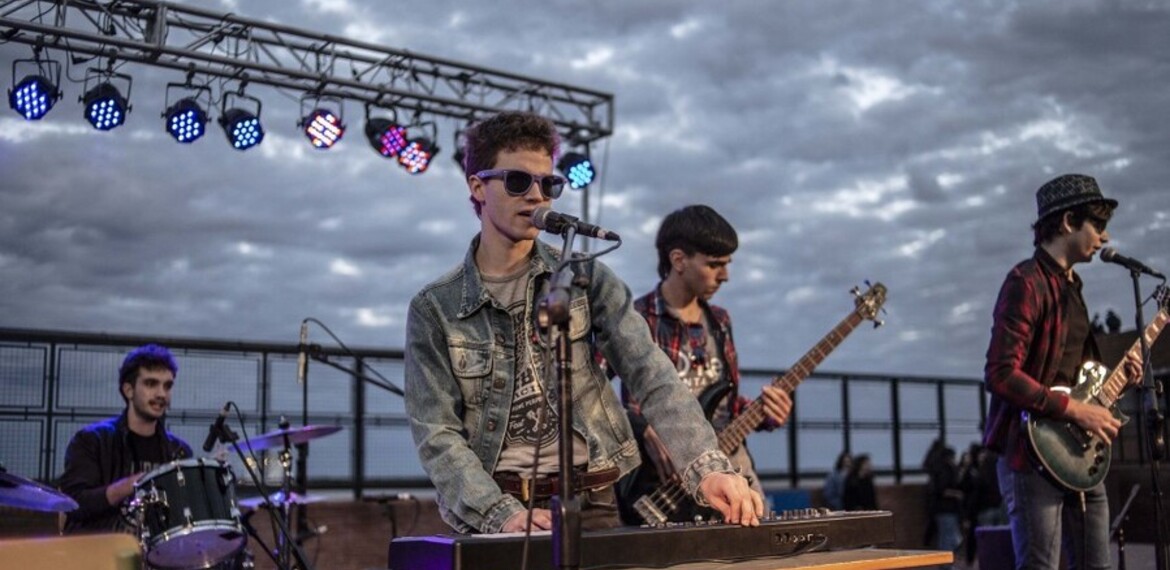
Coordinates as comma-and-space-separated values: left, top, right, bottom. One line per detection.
983, 248, 1100, 471
623, 284, 760, 425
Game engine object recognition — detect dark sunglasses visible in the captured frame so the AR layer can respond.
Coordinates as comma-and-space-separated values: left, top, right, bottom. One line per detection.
475, 169, 566, 199
1086, 215, 1109, 233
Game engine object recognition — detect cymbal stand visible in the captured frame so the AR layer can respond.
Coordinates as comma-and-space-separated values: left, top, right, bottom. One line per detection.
215, 406, 314, 570
276, 418, 295, 569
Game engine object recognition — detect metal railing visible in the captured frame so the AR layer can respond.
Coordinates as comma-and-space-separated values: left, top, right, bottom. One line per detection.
3, 326, 1159, 496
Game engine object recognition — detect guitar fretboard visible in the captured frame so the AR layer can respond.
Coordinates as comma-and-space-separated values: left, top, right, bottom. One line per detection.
717, 311, 866, 454
1098, 308, 1170, 408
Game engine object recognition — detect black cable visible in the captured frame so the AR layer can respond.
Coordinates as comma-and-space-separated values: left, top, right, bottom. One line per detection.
303, 317, 405, 396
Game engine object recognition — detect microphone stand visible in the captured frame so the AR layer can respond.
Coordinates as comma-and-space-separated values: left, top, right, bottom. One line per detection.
1126, 270, 1169, 570
537, 226, 582, 570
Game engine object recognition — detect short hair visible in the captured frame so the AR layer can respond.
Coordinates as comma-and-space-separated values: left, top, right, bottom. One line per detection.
655, 204, 739, 279
1031, 201, 1115, 246
461, 112, 561, 216
118, 344, 178, 402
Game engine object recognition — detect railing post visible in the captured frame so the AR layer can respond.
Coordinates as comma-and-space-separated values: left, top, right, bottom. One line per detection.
787, 388, 799, 488
353, 356, 366, 500
891, 377, 902, 484
43, 341, 58, 481
841, 375, 852, 455
936, 380, 947, 445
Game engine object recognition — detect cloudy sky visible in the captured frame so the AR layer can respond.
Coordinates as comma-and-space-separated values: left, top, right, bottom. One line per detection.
2, 0, 1168, 380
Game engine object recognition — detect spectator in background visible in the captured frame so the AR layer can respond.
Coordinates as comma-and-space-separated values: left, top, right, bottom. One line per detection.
822, 451, 851, 511
928, 446, 963, 569
843, 453, 878, 511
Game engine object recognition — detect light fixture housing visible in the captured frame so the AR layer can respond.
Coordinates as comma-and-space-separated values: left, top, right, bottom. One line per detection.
218, 91, 264, 151
365, 118, 408, 158
398, 137, 439, 175
302, 107, 345, 149
557, 151, 596, 189
82, 81, 128, 131
8, 74, 60, 120
164, 97, 208, 143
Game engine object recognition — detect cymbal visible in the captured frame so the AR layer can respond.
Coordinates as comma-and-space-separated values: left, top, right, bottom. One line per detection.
0, 471, 79, 512
238, 491, 326, 510
241, 425, 342, 452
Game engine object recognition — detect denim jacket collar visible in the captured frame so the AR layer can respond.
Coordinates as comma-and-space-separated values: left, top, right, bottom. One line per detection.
457, 234, 559, 319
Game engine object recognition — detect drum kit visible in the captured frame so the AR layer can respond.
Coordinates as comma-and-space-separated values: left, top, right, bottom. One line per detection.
0, 423, 342, 570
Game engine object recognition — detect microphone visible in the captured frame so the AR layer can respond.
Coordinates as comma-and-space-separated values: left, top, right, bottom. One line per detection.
532, 207, 621, 241
202, 402, 231, 453
297, 320, 309, 385
1100, 247, 1165, 279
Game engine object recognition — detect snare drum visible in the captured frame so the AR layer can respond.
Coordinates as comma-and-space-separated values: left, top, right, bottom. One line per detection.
132, 458, 245, 570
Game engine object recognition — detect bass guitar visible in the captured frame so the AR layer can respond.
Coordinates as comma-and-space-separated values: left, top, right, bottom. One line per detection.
622, 282, 888, 525
1023, 284, 1169, 492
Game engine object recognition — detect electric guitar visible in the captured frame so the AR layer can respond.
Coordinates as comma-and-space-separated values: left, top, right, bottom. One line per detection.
622, 282, 888, 525
1023, 284, 1169, 492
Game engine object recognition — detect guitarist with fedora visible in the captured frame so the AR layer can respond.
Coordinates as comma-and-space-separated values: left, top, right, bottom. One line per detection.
616, 204, 793, 524
984, 174, 1144, 569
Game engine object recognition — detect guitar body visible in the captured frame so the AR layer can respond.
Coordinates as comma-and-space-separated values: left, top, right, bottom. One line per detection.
1023, 361, 1130, 492
616, 382, 731, 524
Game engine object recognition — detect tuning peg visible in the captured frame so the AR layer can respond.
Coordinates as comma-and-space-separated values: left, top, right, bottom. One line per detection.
850, 285, 861, 297
873, 319, 884, 329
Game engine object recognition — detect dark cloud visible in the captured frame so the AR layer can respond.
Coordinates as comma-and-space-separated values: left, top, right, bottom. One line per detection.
2, 0, 1168, 378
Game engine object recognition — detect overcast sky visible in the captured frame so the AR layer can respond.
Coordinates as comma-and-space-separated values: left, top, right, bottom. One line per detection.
2, 0, 1168, 380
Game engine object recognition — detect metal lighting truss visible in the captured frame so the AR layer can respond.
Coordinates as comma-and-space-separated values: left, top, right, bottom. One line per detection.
0, 0, 614, 143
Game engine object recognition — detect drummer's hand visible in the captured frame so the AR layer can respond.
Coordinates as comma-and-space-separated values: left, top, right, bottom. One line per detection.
106, 473, 142, 506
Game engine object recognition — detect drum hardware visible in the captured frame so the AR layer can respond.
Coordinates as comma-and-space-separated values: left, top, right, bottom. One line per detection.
211, 405, 339, 570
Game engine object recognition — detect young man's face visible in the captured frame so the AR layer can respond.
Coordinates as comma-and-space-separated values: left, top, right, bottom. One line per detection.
122, 366, 175, 423
468, 148, 555, 245
673, 250, 732, 301
1063, 210, 1110, 265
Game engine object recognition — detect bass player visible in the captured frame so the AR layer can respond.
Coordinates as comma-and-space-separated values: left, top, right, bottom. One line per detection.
616, 204, 792, 524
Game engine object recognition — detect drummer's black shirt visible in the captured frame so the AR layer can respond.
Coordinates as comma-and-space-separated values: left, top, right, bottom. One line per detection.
128, 431, 168, 474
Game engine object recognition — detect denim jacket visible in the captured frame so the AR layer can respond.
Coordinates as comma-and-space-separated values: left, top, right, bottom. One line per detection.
404, 235, 734, 533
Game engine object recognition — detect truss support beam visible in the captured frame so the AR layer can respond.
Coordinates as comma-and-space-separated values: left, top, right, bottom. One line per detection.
0, 0, 614, 143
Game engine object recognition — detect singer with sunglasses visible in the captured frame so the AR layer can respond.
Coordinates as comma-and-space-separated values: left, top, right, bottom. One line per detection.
984, 174, 1144, 569
403, 111, 763, 534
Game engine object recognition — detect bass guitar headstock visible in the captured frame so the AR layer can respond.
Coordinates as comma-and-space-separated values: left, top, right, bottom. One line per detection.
852, 281, 888, 328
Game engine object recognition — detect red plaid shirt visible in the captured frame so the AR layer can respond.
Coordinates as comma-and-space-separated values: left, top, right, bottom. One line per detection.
983, 248, 1100, 470
622, 284, 760, 424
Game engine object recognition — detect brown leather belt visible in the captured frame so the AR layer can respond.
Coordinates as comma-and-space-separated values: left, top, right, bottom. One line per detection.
493, 467, 620, 502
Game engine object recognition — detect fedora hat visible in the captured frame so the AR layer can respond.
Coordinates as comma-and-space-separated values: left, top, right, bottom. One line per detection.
1035, 174, 1117, 221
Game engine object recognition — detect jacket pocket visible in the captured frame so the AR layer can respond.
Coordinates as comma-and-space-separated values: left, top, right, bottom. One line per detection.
447, 340, 493, 408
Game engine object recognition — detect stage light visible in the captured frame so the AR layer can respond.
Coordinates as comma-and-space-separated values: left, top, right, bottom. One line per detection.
164, 97, 208, 143
82, 82, 128, 131
8, 75, 60, 120
220, 108, 263, 150
219, 91, 264, 150
365, 118, 408, 158
399, 137, 439, 175
557, 152, 595, 189
302, 108, 345, 149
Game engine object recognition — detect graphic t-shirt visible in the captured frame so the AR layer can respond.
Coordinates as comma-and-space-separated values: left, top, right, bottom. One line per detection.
485, 265, 588, 475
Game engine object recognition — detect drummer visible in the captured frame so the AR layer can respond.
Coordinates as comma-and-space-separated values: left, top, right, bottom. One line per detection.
59, 343, 194, 533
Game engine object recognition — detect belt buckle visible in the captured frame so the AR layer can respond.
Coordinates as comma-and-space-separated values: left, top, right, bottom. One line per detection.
520, 477, 530, 503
